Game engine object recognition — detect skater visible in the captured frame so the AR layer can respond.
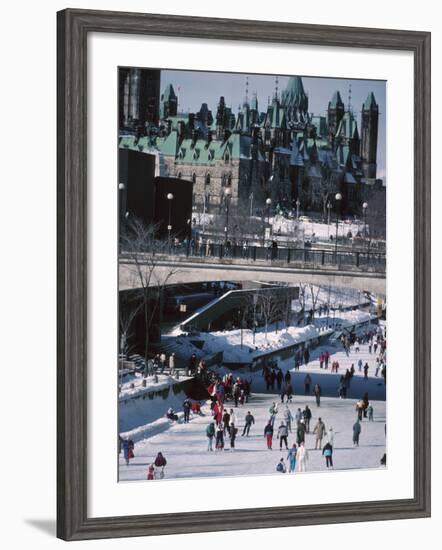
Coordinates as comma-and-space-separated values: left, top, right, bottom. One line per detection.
222, 409, 231, 435
322, 441, 333, 468
287, 444, 297, 473
280, 383, 286, 404
324, 350, 330, 369
358, 358, 363, 373
276, 458, 287, 473
169, 353, 176, 375
264, 421, 274, 450
277, 422, 289, 450
154, 452, 167, 479
286, 382, 294, 403
303, 405, 312, 432
242, 411, 255, 436
295, 408, 303, 425
229, 423, 238, 450
215, 423, 225, 450
363, 362, 369, 379
269, 402, 278, 425
367, 404, 374, 421
313, 383, 322, 407
313, 417, 326, 450
296, 442, 309, 472
166, 407, 179, 421
122, 438, 134, 466
183, 398, 191, 423
147, 464, 155, 480
296, 421, 306, 446
283, 405, 294, 432
352, 419, 362, 446
206, 422, 215, 451
304, 374, 312, 395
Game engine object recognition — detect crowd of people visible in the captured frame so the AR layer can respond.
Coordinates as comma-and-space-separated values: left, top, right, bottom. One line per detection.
119, 322, 386, 479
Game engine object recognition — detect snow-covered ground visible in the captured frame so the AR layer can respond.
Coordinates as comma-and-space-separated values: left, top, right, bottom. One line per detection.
119, 338, 386, 481
170, 309, 375, 363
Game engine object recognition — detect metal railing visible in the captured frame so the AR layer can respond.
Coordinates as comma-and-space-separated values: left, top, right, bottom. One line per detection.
121, 241, 386, 273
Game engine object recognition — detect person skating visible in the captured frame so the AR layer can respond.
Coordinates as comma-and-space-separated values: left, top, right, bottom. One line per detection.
183, 398, 191, 424
287, 444, 297, 473
295, 408, 303, 425
269, 402, 278, 425
313, 417, 326, 450
276, 458, 287, 473
277, 422, 289, 450
304, 374, 312, 394
122, 438, 134, 466
363, 362, 369, 379
296, 442, 309, 472
313, 383, 322, 407
367, 404, 374, 421
276, 370, 284, 392
284, 370, 292, 385
303, 405, 312, 432
242, 411, 255, 436
147, 464, 155, 480
206, 422, 215, 451
322, 441, 333, 468
154, 452, 167, 479
352, 420, 361, 446
215, 423, 225, 450
283, 405, 294, 432
222, 409, 231, 435
296, 421, 306, 446
286, 382, 294, 403
229, 423, 238, 450
264, 421, 274, 450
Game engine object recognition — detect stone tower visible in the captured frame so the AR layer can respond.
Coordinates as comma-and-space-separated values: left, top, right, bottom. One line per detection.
327, 90, 345, 147
360, 92, 379, 180
160, 83, 178, 120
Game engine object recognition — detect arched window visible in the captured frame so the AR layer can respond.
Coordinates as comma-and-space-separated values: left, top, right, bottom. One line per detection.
177, 171, 182, 179
224, 153, 230, 164
192, 173, 196, 184
205, 173, 211, 186
222, 174, 227, 187
228, 174, 232, 187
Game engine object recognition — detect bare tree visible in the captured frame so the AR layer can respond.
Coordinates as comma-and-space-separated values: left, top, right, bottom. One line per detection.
257, 291, 284, 341
119, 218, 179, 369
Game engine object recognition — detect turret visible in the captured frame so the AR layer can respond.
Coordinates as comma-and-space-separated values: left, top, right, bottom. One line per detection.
360, 92, 379, 180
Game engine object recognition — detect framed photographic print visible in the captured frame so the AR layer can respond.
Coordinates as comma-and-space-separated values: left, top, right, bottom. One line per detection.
57, 8, 431, 541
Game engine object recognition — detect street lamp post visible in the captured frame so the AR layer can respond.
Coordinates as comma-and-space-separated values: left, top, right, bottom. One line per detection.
224, 187, 232, 244
265, 197, 272, 244
362, 201, 368, 238
167, 192, 174, 248
334, 193, 342, 256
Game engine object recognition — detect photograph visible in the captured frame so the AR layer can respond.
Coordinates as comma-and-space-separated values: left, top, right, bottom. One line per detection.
117, 67, 387, 482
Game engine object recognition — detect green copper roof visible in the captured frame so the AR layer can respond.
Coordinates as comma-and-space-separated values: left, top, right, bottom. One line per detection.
329, 90, 344, 108
336, 111, 359, 140
363, 92, 377, 110
162, 83, 177, 100
281, 76, 308, 112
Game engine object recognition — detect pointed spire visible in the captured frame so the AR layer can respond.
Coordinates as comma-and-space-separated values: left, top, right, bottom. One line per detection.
347, 83, 352, 112
329, 90, 344, 109
250, 92, 258, 112
363, 92, 378, 111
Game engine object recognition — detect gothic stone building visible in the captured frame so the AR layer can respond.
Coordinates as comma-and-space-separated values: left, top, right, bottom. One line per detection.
119, 74, 382, 217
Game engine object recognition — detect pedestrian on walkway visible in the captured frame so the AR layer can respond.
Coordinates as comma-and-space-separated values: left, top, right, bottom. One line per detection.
367, 404, 374, 421
283, 405, 294, 432
304, 374, 312, 394
363, 363, 369, 379
296, 421, 306, 446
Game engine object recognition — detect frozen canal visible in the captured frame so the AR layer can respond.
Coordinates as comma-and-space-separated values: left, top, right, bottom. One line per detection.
119, 392, 386, 482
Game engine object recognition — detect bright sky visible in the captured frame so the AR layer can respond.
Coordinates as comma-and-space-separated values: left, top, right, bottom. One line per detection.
160, 69, 386, 181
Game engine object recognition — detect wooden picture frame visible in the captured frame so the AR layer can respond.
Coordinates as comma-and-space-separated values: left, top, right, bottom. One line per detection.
57, 8, 431, 541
